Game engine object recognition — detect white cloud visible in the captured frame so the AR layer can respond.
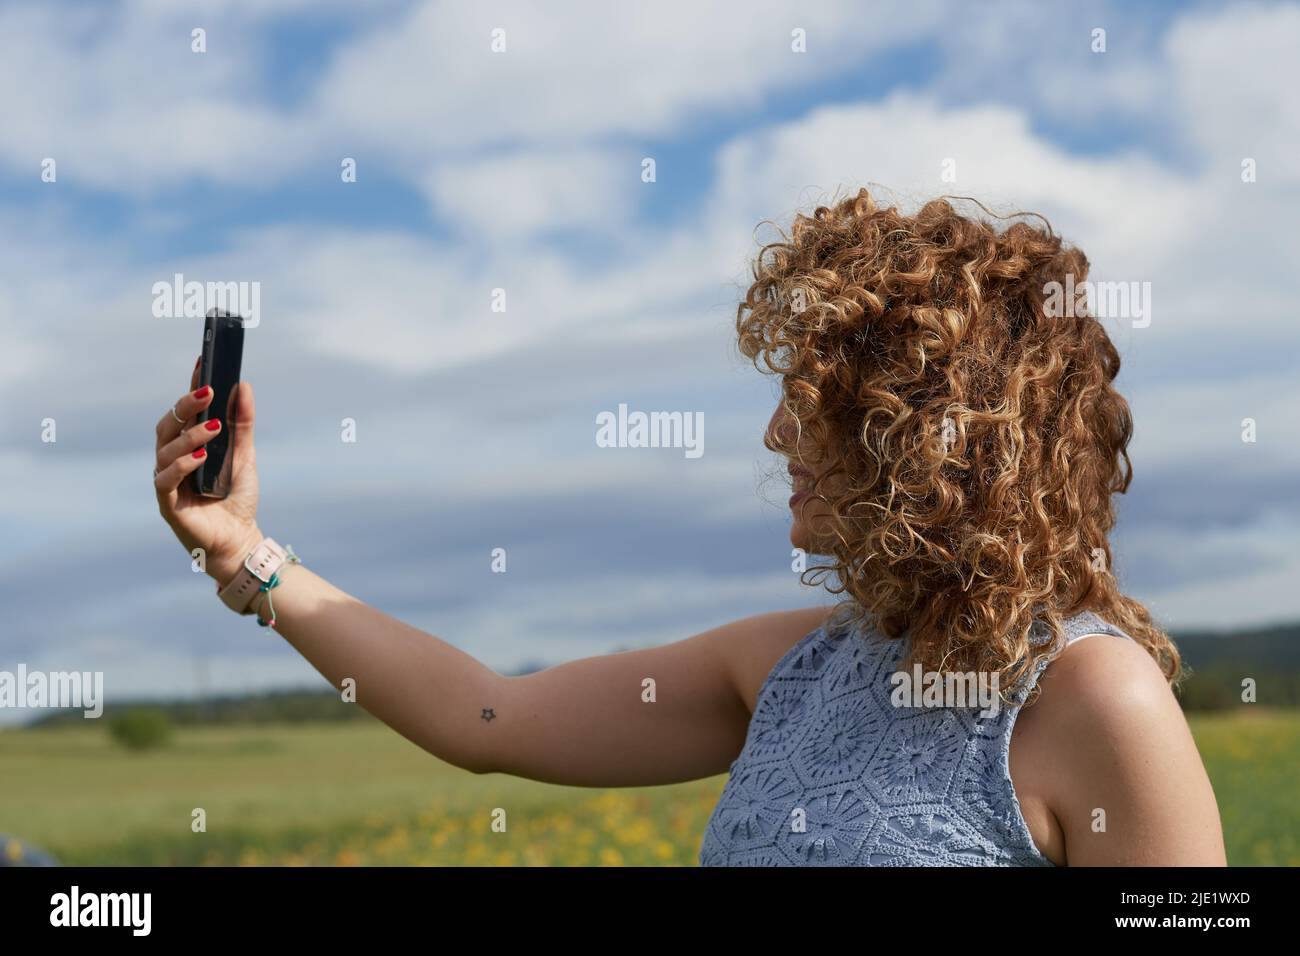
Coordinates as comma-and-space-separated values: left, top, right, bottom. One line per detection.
418, 147, 637, 240
0, 0, 956, 196
0, 4, 322, 191
1167, 2, 1300, 181
705, 92, 1199, 270
311, 0, 953, 157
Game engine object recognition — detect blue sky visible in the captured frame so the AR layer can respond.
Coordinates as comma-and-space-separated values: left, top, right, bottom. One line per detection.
2, 0, 1298, 719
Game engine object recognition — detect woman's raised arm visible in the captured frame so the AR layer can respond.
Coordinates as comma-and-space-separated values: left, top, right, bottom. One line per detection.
153, 362, 826, 787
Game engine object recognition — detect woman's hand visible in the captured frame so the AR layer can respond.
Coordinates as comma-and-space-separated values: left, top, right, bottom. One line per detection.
154, 357, 263, 586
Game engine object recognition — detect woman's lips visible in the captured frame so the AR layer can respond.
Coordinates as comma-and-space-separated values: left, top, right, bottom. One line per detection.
788, 463, 814, 509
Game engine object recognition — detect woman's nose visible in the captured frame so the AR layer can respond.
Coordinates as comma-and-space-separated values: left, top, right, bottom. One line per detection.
766, 406, 796, 451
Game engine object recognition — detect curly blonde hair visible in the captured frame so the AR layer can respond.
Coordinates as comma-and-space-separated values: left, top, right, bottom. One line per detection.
737, 187, 1180, 700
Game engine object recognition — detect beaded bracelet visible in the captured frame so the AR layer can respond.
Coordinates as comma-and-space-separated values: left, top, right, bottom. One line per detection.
254, 545, 301, 629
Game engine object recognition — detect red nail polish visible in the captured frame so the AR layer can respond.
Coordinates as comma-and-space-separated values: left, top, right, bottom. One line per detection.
193, 385, 211, 399
204, 419, 221, 431
192, 448, 207, 459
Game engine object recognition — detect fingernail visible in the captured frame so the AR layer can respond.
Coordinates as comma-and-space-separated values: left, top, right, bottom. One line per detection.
193, 385, 211, 399
204, 419, 221, 431
192, 448, 207, 459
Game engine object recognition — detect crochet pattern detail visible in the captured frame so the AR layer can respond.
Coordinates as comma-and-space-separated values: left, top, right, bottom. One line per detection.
699, 610, 1131, 867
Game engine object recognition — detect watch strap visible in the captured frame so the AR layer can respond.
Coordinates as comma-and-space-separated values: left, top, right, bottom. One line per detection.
219, 537, 288, 615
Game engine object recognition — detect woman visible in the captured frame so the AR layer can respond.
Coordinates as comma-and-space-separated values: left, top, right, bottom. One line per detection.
152, 189, 1225, 866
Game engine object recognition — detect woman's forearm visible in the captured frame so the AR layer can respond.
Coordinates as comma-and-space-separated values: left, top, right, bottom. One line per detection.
156, 378, 748, 789
236, 563, 503, 773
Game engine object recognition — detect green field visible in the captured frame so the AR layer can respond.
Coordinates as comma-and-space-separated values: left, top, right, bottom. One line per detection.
1, 709, 1295, 866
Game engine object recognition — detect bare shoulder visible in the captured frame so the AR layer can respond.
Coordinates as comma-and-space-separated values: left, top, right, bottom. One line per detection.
1022, 633, 1226, 865
708, 606, 837, 714
1036, 632, 1175, 726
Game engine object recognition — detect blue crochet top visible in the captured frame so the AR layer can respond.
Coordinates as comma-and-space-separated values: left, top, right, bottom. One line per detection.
699, 608, 1132, 866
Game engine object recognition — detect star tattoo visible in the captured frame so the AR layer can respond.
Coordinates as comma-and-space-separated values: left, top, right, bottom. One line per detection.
481, 708, 496, 722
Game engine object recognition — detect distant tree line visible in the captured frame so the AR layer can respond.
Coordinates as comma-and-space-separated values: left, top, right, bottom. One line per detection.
21, 625, 1300, 730
24, 661, 551, 729
1172, 623, 1300, 710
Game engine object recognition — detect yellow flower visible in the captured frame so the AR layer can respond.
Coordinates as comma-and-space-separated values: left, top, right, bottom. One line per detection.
617, 818, 654, 846
599, 847, 625, 866
524, 845, 549, 867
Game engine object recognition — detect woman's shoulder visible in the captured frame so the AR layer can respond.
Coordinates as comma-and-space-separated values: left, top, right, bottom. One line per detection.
1019, 618, 1224, 864
1028, 609, 1174, 731
720, 605, 839, 714
1038, 622, 1174, 720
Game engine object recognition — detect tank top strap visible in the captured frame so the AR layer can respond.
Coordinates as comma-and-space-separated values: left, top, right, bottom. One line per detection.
970, 609, 1138, 864
1028, 608, 1134, 649
1060, 609, 1134, 645
1015, 610, 1133, 703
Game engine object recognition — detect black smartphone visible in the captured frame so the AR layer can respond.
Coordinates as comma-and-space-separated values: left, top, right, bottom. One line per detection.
192, 309, 245, 498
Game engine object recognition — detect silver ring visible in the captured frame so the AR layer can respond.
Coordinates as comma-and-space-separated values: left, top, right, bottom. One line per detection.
170, 403, 185, 425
